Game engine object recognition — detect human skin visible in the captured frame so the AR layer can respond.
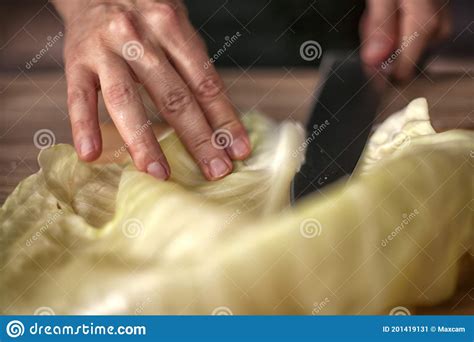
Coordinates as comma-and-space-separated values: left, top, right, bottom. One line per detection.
52, 0, 251, 181
360, 0, 451, 80
52, 0, 449, 180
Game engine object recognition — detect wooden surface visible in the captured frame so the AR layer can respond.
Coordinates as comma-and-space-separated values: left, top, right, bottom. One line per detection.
0, 65, 473, 314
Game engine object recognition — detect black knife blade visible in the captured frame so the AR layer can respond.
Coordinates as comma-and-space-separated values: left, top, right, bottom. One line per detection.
291, 52, 384, 203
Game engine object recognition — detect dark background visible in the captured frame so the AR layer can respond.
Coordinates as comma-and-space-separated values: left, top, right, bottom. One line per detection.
185, 0, 364, 66
0, 0, 472, 71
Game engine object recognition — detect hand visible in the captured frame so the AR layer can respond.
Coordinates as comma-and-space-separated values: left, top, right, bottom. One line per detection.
360, 0, 451, 81
53, 0, 251, 180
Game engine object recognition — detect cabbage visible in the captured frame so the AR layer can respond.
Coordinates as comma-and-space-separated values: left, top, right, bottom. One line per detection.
0, 98, 472, 315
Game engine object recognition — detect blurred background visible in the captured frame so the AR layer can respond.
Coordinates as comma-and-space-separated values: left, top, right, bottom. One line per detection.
0, 0, 473, 70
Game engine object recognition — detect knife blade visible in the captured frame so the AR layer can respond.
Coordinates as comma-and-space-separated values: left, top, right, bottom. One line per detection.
291, 52, 384, 203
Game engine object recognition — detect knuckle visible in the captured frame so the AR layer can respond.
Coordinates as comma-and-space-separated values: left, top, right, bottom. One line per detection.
147, 2, 181, 27
163, 88, 192, 115
103, 82, 138, 108
195, 75, 224, 101
128, 135, 152, 152
192, 133, 212, 152
64, 56, 82, 72
90, 2, 126, 14
141, 55, 165, 74
107, 11, 138, 38
127, 137, 160, 168
218, 119, 242, 134
68, 88, 95, 107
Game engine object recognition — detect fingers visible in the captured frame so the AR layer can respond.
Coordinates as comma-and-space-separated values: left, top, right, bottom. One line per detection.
394, 0, 446, 81
65, 65, 102, 161
435, 5, 452, 40
158, 22, 251, 160
105, 9, 233, 180
181, 59, 250, 161
97, 54, 170, 180
130, 49, 233, 180
361, 0, 398, 67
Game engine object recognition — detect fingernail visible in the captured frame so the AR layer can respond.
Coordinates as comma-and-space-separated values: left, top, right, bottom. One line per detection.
80, 139, 95, 157
229, 137, 250, 159
147, 161, 168, 180
209, 158, 230, 179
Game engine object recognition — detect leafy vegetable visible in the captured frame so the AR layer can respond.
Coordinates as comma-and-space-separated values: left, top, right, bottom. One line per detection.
0, 99, 472, 314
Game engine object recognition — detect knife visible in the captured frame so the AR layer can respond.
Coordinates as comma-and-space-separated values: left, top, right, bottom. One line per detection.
291, 52, 384, 203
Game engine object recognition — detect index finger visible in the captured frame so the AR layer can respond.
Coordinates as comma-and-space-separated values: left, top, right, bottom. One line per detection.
97, 54, 170, 180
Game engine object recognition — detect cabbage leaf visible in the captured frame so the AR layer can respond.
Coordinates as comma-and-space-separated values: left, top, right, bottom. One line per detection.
0, 98, 472, 315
